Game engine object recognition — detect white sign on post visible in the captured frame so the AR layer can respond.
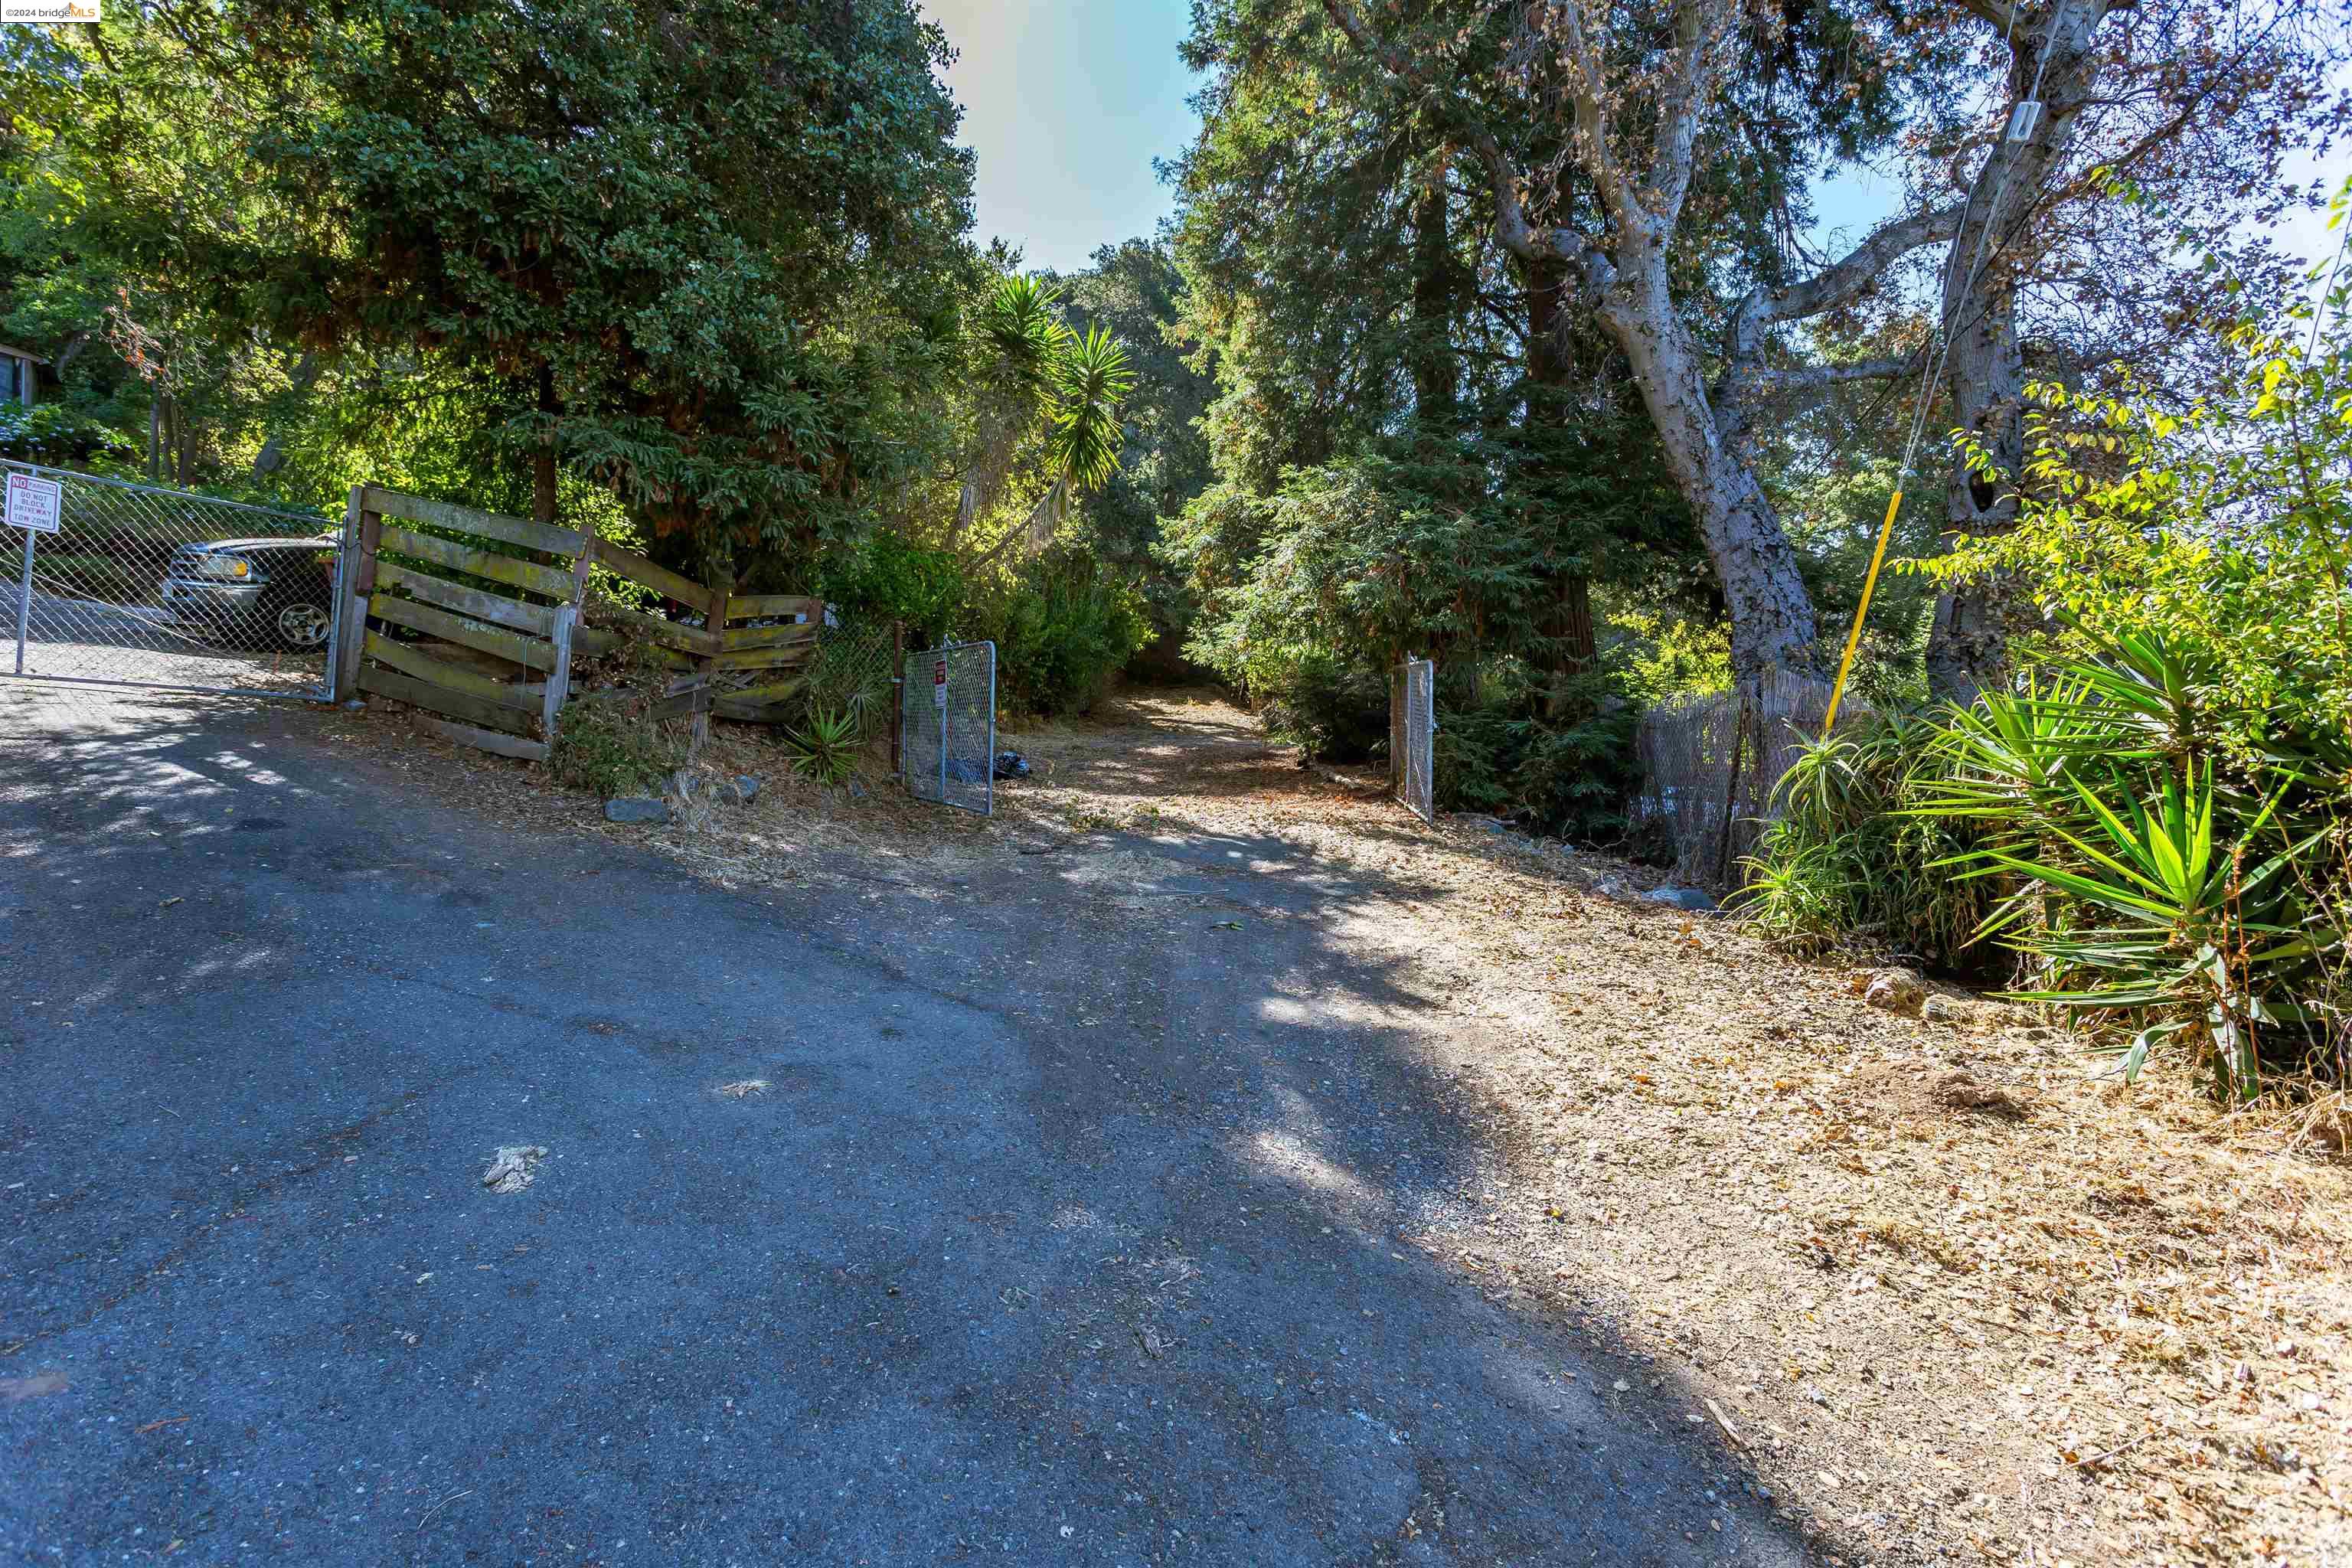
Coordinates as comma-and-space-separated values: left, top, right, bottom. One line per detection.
5, 472, 62, 534
933, 658, 948, 709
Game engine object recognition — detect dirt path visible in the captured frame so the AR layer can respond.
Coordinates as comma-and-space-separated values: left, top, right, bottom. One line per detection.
358, 686, 2352, 1566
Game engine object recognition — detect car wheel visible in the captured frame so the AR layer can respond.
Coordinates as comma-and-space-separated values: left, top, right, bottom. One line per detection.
272, 596, 334, 652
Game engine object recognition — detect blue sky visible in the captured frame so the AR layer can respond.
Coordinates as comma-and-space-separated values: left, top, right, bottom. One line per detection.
926, 0, 1202, 275
925, 1, 2345, 284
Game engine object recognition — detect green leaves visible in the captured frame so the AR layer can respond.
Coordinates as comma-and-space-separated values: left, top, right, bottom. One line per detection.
784, 705, 863, 789
1042, 324, 1135, 498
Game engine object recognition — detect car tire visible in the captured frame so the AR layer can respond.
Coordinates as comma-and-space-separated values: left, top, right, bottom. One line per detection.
269, 596, 335, 652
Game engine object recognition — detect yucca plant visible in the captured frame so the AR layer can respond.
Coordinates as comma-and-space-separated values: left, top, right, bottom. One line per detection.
1743, 712, 1995, 969
1936, 755, 2323, 1100
784, 705, 861, 788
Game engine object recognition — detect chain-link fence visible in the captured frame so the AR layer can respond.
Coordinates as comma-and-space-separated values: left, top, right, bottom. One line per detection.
901, 639, 996, 815
1633, 669, 1859, 886
2, 459, 343, 701
705, 609, 902, 747
1396, 656, 1435, 822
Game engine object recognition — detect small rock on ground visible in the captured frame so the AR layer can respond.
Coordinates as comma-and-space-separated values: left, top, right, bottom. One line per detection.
1641, 885, 1717, 913
481, 1145, 548, 1194
1857, 967, 1927, 1018
605, 797, 671, 825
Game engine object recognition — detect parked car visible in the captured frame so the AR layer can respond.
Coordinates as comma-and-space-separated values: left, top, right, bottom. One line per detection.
158, 535, 340, 652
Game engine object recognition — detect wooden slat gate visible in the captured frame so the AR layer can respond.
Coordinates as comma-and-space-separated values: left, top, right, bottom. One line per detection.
329, 485, 822, 758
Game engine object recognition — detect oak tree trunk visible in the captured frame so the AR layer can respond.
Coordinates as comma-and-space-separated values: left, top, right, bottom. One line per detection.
1599, 247, 1819, 685
1926, 0, 2112, 698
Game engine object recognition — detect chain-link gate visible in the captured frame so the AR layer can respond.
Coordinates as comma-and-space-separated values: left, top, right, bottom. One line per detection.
2, 459, 345, 702
901, 639, 996, 815
1397, 655, 1435, 822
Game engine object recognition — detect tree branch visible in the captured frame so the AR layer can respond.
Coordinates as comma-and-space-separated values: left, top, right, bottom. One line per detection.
1320, 0, 1602, 279
1764, 203, 1968, 325
1740, 358, 1916, 394
1651, 0, 1735, 227
1955, 0, 2019, 30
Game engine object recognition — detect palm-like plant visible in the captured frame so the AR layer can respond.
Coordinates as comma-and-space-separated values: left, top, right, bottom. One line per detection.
1906, 635, 2341, 1101
955, 276, 1134, 560
784, 705, 862, 788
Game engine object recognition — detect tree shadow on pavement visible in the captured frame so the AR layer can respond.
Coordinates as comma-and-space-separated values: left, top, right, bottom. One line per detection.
0, 689, 1864, 1567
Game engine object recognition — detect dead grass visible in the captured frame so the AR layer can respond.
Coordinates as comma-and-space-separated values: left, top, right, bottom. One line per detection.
328, 684, 2351, 1566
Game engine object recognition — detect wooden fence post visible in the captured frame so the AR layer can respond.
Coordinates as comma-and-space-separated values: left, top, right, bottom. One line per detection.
1715, 696, 1753, 886
890, 619, 905, 776
333, 485, 381, 704
694, 568, 732, 752
543, 538, 596, 746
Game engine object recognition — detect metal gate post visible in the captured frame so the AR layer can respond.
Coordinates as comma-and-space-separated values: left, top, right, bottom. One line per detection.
13, 525, 32, 676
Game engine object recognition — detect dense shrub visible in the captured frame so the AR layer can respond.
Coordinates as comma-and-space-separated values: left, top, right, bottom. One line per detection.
1742, 714, 1996, 971
1228, 645, 1390, 761
0, 403, 126, 463
1749, 298, 2352, 1100
815, 528, 962, 645
550, 635, 690, 799
1431, 670, 1644, 842
965, 545, 1151, 717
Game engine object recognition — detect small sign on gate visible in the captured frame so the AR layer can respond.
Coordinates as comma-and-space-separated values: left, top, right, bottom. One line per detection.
5, 472, 61, 534
933, 657, 948, 708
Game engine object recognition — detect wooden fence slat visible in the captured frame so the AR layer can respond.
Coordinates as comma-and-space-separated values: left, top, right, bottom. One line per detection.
586, 597, 722, 657
374, 560, 557, 639
361, 485, 587, 560
363, 630, 544, 712
710, 644, 818, 673
723, 594, 822, 622
380, 524, 575, 600
358, 664, 540, 737
713, 697, 795, 722
720, 675, 808, 705
720, 622, 822, 653
369, 593, 557, 673
417, 715, 551, 762
587, 538, 717, 615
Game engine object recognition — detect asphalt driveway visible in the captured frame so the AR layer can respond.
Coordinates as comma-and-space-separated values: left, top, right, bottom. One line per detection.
1, 688, 1802, 1566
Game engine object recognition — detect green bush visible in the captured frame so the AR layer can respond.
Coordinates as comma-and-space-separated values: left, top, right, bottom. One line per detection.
965, 545, 1150, 717
1223, 645, 1390, 761
0, 403, 126, 463
1432, 674, 1644, 842
815, 528, 962, 644
1743, 713, 1995, 969
1753, 289, 2352, 1100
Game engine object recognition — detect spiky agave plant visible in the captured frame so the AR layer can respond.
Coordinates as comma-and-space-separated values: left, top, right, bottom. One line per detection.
1913, 635, 2341, 1101
785, 705, 862, 789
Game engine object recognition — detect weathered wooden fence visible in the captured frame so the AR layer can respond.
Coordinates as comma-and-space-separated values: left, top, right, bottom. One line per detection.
329, 485, 824, 760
